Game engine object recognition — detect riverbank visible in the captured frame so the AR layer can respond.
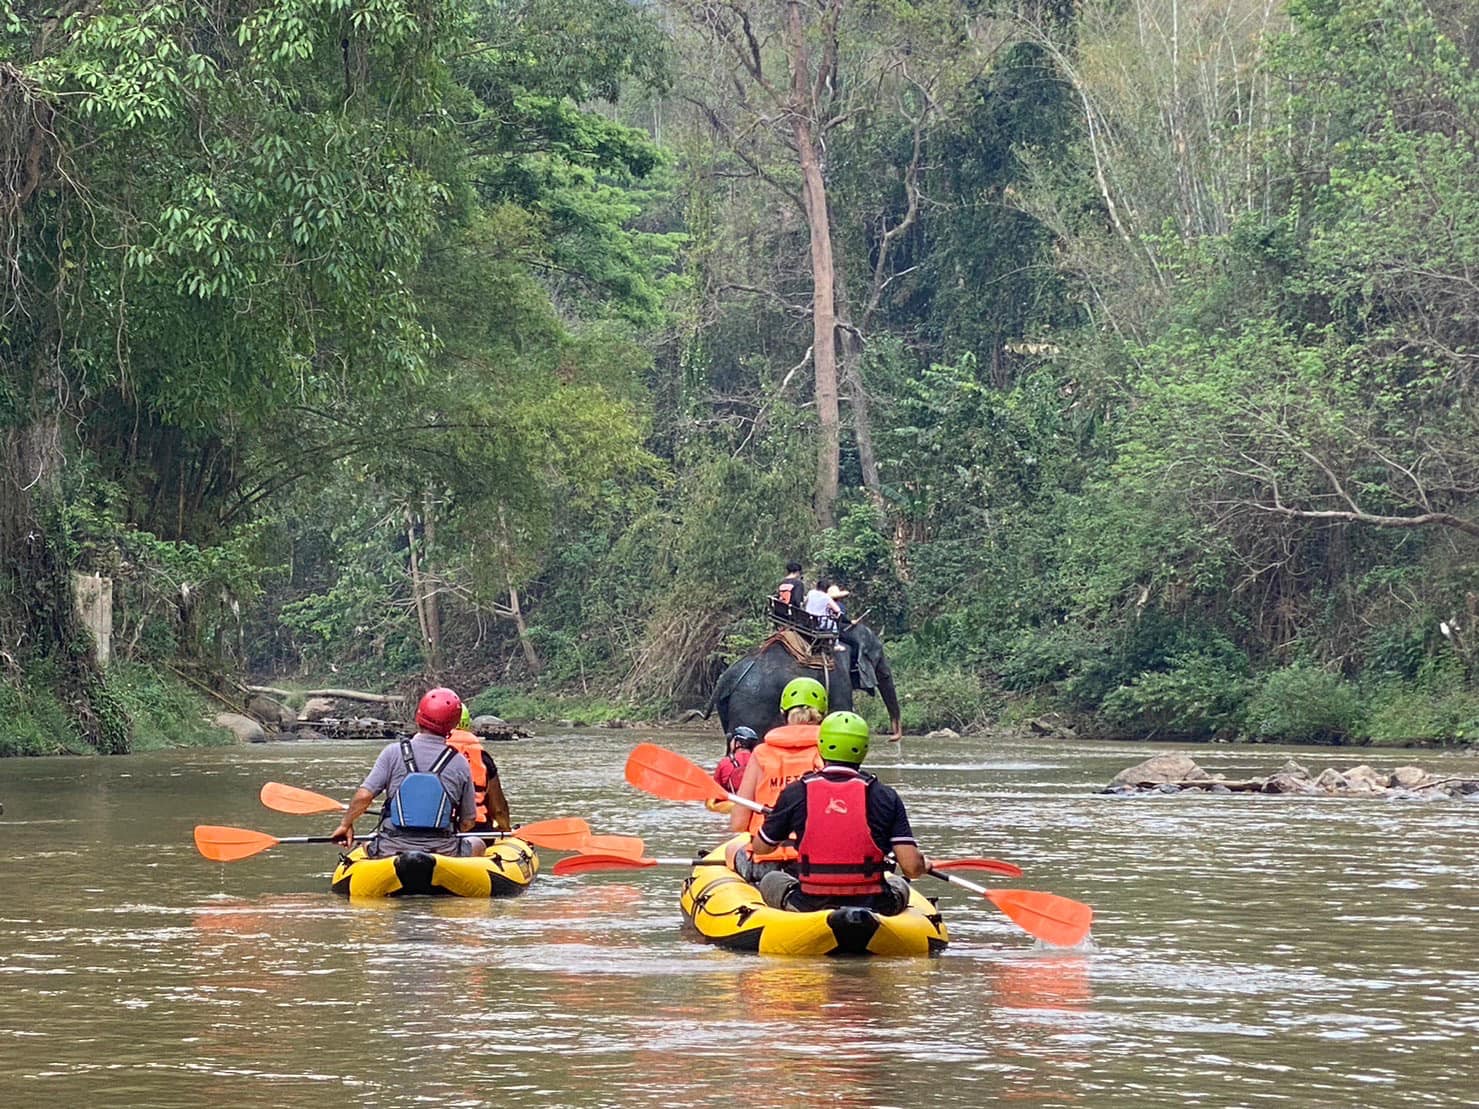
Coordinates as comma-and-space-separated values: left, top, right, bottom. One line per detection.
0, 664, 230, 757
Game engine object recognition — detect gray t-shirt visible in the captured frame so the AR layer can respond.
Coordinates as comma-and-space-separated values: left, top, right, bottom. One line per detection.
362, 733, 477, 825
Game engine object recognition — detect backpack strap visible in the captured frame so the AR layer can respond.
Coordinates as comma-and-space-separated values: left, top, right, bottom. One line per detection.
399, 739, 418, 772
429, 746, 458, 775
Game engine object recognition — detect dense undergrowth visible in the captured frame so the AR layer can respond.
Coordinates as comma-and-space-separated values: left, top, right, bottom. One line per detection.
0, 665, 227, 757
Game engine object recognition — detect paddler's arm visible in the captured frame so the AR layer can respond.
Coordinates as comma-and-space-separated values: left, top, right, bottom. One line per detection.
892, 843, 928, 880
729, 755, 763, 833
456, 774, 478, 832
484, 774, 512, 832
330, 788, 376, 846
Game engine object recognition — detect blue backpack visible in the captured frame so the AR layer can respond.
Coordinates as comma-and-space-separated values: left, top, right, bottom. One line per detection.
385, 741, 458, 832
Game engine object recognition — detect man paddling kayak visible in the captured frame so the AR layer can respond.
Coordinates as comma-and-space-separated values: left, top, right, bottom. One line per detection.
732, 710, 928, 917
329, 687, 485, 858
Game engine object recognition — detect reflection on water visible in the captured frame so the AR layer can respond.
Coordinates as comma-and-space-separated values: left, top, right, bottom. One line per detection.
0, 732, 1475, 1106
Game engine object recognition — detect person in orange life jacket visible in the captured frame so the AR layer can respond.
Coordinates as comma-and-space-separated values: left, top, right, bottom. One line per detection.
446, 706, 512, 833
755, 711, 926, 916
775, 561, 807, 613
329, 687, 484, 859
724, 677, 828, 882
713, 726, 761, 794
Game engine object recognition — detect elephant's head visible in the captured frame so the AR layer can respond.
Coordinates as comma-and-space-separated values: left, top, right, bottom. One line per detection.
841, 623, 902, 741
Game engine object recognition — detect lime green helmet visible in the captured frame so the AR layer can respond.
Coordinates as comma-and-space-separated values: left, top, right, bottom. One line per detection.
459, 706, 472, 730
818, 711, 870, 765
780, 676, 828, 715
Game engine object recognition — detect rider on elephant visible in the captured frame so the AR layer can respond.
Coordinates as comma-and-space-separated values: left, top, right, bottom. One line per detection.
725, 678, 827, 882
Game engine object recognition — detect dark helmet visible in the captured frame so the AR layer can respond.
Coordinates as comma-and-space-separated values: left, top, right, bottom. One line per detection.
729, 726, 762, 751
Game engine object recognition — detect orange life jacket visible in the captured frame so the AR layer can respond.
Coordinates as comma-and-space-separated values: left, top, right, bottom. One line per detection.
743, 725, 822, 858
446, 729, 492, 827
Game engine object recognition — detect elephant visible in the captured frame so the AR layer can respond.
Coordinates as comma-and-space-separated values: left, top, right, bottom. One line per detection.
704, 623, 902, 745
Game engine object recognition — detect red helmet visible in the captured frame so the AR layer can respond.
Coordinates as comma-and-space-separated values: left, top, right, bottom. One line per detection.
415, 687, 462, 736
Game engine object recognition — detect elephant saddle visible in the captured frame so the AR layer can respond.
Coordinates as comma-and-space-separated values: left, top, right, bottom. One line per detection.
765, 629, 835, 670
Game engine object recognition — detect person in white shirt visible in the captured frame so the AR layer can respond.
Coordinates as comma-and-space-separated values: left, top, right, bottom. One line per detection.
804, 578, 842, 632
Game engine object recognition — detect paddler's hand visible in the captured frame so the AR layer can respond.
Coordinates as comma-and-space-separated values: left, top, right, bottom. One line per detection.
330, 821, 354, 848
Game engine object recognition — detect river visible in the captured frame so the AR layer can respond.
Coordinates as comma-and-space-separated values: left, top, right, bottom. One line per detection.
1, 730, 1475, 1107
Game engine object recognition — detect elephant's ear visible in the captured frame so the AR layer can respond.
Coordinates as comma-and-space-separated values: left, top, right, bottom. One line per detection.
852, 644, 878, 693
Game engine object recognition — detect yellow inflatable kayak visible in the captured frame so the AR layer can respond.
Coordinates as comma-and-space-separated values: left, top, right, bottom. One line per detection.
679, 835, 947, 957
331, 837, 538, 898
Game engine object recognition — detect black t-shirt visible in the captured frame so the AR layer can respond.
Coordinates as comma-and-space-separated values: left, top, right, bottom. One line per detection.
756, 767, 917, 853
776, 574, 807, 608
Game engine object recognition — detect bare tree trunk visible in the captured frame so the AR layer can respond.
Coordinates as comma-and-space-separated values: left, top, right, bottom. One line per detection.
496, 504, 542, 674
404, 508, 433, 671
785, 0, 840, 528
421, 493, 441, 670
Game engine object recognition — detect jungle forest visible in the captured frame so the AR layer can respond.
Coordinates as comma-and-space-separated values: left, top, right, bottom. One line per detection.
3, 0, 1478, 754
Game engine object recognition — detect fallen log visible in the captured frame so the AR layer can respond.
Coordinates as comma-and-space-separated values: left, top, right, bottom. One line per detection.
247, 685, 400, 704
304, 688, 400, 704
1125, 778, 1266, 792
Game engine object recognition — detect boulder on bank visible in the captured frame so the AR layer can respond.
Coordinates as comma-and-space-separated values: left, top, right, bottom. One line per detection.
299, 696, 339, 722
214, 712, 266, 744
925, 728, 961, 740
246, 694, 295, 727
1104, 754, 1477, 799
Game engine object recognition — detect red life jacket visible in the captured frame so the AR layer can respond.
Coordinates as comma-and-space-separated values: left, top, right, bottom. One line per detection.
714, 748, 751, 793
796, 769, 887, 896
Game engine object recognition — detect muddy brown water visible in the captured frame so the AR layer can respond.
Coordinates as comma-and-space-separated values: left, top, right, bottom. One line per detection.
1, 731, 1475, 1107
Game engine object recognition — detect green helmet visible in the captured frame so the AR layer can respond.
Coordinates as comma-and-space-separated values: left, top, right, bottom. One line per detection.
818, 711, 870, 765
780, 676, 828, 715
459, 706, 472, 730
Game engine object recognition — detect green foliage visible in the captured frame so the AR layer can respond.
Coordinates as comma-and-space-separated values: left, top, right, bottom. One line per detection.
860, 661, 1000, 736
1245, 665, 1363, 744
107, 663, 227, 751
0, 669, 90, 757
1100, 653, 1252, 739
1361, 674, 1479, 746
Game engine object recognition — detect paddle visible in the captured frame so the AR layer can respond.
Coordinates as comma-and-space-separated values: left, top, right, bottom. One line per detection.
194, 817, 594, 863
259, 782, 606, 854
259, 781, 353, 815
552, 853, 706, 875
553, 854, 1080, 948
580, 834, 646, 857
926, 867, 1093, 949
623, 743, 763, 812
930, 858, 1024, 879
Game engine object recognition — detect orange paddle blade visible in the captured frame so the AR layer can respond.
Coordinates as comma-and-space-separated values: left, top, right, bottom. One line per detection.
933, 858, 1024, 879
552, 854, 657, 875
624, 743, 727, 804
507, 817, 591, 851
581, 833, 645, 858
986, 889, 1093, 948
259, 782, 346, 815
194, 825, 280, 862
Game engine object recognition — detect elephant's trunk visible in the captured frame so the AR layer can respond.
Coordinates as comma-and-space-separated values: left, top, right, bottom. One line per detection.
877, 667, 903, 739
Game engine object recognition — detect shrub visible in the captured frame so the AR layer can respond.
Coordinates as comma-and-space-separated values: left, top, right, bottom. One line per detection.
855, 663, 999, 735
1099, 652, 1251, 738
1244, 664, 1362, 744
